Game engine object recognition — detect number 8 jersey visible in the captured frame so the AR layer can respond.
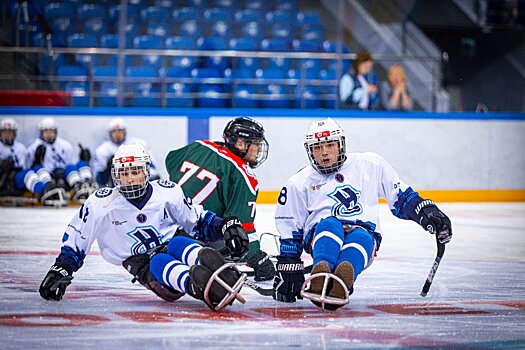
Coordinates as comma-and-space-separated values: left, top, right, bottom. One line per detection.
275, 152, 419, 251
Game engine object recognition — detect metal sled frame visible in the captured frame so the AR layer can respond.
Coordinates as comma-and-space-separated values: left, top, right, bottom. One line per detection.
300, 272, 350, 311
41, 188, 69, 208
204, 263, 247, 311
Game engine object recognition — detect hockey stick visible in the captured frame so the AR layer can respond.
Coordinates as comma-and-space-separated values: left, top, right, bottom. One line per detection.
420, 235, 446, 297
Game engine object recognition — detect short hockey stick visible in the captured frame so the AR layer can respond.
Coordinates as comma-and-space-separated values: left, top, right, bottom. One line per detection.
420, 235, 446, 297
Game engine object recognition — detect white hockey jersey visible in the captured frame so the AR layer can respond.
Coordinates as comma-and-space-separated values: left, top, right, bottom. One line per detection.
61, 180, 205, 267
0, 140, 28, 169
26, 137, 76, 171
93, 137, 159, 177
275, 152, 413, 242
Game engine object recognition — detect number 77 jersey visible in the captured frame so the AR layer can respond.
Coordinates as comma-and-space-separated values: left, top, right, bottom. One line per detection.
165, 140, 259, 236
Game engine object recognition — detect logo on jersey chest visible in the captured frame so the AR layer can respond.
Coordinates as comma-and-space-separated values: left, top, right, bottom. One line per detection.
136, 213, 147, 223
127, 226, 162, 255
328, 184, 363, 218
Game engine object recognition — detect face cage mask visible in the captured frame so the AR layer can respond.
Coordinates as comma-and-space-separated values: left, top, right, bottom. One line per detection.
40, 129, 57, 144
111, 164, 150, 199
245, 138, 269, 168
305, 137, 346, 175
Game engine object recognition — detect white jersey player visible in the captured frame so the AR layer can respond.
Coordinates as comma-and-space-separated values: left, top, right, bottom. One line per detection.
0, 118, 59, 202
39, 143, 248, 311
26, 117, 97, 201
272, 118, 452, 310
93, 118, 160, 186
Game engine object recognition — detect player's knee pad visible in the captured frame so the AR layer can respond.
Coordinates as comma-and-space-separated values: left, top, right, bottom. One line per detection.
312, 217, 345, 269
167, 235, 203, 265
338, 227, 374, 276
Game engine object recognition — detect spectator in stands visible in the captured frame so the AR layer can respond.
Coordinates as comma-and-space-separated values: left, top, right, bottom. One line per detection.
93, 118, 160, 187
380, 64, 413, 111
0, 117, 65, 204
26, 117, 98, 203
338, 51, 378, 110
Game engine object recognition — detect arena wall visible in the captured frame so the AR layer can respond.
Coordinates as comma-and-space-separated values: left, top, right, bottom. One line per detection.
2, 107, 524, 202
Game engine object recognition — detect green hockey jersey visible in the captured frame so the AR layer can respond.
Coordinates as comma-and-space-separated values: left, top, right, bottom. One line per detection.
165, 140, 259, 241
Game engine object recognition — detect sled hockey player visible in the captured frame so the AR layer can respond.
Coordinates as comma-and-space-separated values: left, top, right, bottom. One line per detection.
39, 143, 249, 311
272, 118, 452, 310
165, 117, 275, 281
0, 117, 63, 205
93, 118, 160, 187
26, 117, 98, 203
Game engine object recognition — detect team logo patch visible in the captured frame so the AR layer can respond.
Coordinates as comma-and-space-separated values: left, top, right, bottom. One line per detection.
136, 213, 147, 223
328, 185, 363, 218
157, 179, 176, 188
95, 187, 112, 198
335, 173, 345, 183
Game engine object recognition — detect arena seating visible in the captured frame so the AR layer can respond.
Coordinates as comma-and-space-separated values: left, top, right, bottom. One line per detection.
12, 0, 348, 108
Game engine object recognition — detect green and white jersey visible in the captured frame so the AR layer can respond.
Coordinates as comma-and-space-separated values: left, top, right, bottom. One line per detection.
165, 140, 259, 241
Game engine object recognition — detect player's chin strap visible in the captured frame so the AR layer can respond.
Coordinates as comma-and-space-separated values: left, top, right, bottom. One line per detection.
300, 273, 350, 311
204, 263, 247, 311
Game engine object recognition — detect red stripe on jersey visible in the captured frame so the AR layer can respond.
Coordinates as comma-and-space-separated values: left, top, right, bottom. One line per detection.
242, 222, 255, 232
199, 140, 258, 193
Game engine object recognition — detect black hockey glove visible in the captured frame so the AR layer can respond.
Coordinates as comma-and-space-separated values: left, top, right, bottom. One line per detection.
39, 264, 74, 301
415, 200, 452, 244
32, 144, 46, 167
247, 250, 276, 281
220, 216, 249, 259
78, 143, 91, 163
273, 259, 304, 303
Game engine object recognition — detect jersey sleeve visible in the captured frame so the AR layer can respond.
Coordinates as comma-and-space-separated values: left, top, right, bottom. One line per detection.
377, 154, 423, 221
222, 170, 257, 235
165, 184, 203, 235
275, 178, 309, 260
58, 196, 101, 272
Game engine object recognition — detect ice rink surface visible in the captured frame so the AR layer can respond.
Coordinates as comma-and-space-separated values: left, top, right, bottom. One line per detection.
0, 202, 524, 349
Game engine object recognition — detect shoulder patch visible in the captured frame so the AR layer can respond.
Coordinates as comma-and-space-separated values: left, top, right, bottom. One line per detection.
95, 187, 113, 198
157, 179, 176, 188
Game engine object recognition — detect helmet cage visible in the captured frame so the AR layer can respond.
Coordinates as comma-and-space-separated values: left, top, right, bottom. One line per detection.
0, 118, 18, 145
304, 119, 347, 175
111, 153, 151, 199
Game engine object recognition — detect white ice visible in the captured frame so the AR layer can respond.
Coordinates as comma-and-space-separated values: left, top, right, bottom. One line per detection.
0, 203, 524, 349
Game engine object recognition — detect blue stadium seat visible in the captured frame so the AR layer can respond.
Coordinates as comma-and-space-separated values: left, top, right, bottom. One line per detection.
301, 25, 324, 42
271, 23, 294, 39
147, 21, 170, 38
125, 66, 159, 107
93, 66, 118, 107
215, 0, 238, 9
296, 12, 323, 27
276, 0, 298, 12
266, 10, 293, 25
293, 39, 322, 71
203, 7, 231, 22
319, 69, 337, 109
44, 3, 74, 21
256, 68, 291, 108
163, 67, 193, 107
197, 37, 230, 70
165, 36, 198, 69
229, 38, 260, 70
323, 40, 351, 72
77, 4, 106, 37
261, 38, 292, 70
133, 35, 164, 69
154, 0, 176, 9
192, 67, 228, 108
181, 0, 210, 7
225, 68, 258, 108
245, 0, 266, 11
141, 6, 170, 22
234, 9, 263, 25
241, 22, 265, 41
295, 86, 321, 109
109, 4, 140, 24
211, 21, 231, 38
56, 64, 88, 90
172, 7, 201, 22
51, 17, 73, 41
179, 20, 202, 37
65, 82, 89, 106
68, 33, 99, 67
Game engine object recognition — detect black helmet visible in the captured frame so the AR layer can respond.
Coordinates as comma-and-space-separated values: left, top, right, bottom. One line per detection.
223, 117, 269, 168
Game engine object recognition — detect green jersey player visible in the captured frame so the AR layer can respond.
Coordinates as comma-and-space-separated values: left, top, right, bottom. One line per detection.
166, 117, 275, 281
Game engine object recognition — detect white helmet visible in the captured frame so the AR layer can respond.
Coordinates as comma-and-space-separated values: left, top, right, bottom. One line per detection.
0, 118, 18, 131
108, 117, 128, 132
38, 117, 58, 130
111, 143, 151, 199
304, 118, 346, 175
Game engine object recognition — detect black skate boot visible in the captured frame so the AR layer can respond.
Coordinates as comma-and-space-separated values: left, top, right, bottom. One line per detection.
187, 247, 245, 311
